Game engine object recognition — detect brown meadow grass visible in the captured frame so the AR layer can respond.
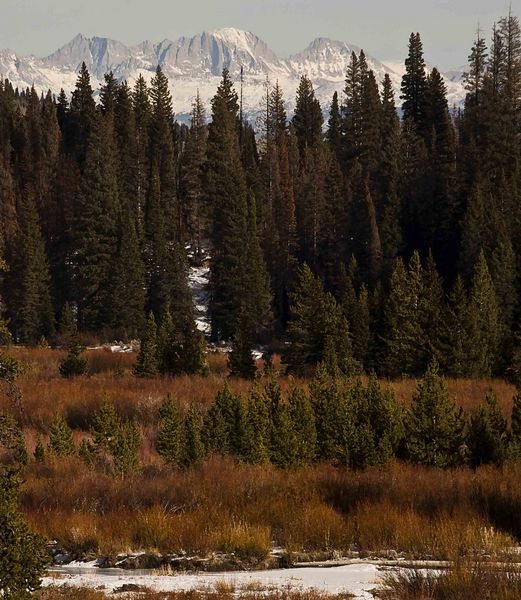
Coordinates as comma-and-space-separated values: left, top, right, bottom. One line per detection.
18, 456, 521, 560
1, 347, 515, 432
1, 347, 519, 561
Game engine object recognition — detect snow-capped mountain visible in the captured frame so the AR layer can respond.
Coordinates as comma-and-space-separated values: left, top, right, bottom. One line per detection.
0, 28, 466, 122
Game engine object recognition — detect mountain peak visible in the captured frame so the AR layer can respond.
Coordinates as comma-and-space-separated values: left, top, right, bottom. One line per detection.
0, 28, 466, 121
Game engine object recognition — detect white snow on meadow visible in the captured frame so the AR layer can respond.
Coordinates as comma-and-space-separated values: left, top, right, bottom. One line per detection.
43, 564, 381, 599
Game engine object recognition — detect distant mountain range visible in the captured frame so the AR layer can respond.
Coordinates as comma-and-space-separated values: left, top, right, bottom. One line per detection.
0, 28, 467, 122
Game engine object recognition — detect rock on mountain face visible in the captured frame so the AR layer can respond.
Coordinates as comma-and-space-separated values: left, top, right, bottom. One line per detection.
0, 28, 466, 122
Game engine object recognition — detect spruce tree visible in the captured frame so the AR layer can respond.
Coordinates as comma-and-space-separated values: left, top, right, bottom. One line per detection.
228, 306, 257, 379
326, 91, 343, 161
381, 255, 423, 377
155, 394, 182, 465
401, 33, 427, 131
468, 250, 500, 376
148, 66, 177, 235
180, 91, 208, 254
439, 276, 472, 377
406, 359, 465, 467
8, 196, 55, 344
292, 75, 323, 156
179, 404, 204, 469
288, 387, 316, 464
72, 111, 119, 332
134, 312, 159, 378
207, 69, 250, 341
243, 386, 270, 464
48, 414, 75, 457
467, 391, 507, 467
59, 335, 88, 378
68, 62, 96, 166
284, 264, 356, 375
108, 201, 146, 339
0, 468, 49, 597
268, 388, 300, 468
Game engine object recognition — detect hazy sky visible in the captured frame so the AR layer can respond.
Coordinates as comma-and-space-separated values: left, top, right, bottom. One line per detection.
0, 0, 519, 69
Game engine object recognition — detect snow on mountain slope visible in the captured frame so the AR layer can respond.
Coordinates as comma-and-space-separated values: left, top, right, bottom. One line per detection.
0, 28, 466, 122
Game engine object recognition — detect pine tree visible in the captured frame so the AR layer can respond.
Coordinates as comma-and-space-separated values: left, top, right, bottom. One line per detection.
180, 91, 208, 254
179, 404, 204, 469
0, 468, 49, 597
326, 91, 343, 161
207, 69, 251, 341
406, 359, 465, 467
8, 196, 55, 344
48, 414, 75, 457
467, 390, 507, 467
228, 306, 257, 379
288, 387, 316, 464
108, 201, 146, 339
68, 62, 96, 166
72, 111, 119, 332
243, 386, 270, 464
284, 264, 356, 375
155, 394, 182, 465
59, 335, 88, 378
134, 312, 159, 378
148, 66, 178, 238
292, 75, 323, 156
381, 255, 423, 377
439, 276, 472, 377
268, 386, 300, 468
467, 250, 500, 376
401, 33, 427, 131
91, 402, 140, 476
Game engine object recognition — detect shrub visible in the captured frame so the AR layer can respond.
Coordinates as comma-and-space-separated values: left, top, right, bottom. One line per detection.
59, 339, 88, 378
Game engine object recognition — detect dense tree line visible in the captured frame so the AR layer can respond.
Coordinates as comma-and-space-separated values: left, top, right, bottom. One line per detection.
4, 362, 521, 472
2, 15, 521, 379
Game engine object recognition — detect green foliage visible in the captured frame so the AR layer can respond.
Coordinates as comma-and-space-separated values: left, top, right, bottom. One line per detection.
242, 387, 270, 464
0, 415, 27, 465
202, 384, 244, 456
284, 264, 357, 375
91, 402, 140, 476
288, 388, 317, 464
228, 306, 257, 379
0, 353, 21, 382
155, 394, 182, 465
134, 312, 158, 378
58, 337, 87, 378
48, 414, 75, 457
406, 360, 465, 468
179, 404, 204, 469
467, 250, 500, 377
0, 468, 50, 598
467, 391, 508, 467
158, 309, 208, 377
7, 196, 55, 345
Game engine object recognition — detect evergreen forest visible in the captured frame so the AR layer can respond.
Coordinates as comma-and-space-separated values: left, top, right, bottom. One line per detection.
1, 15, 521, 382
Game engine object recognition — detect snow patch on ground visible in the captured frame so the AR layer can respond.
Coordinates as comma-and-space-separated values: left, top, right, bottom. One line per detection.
186, 247, 212, 335
43, 564, 381, 598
